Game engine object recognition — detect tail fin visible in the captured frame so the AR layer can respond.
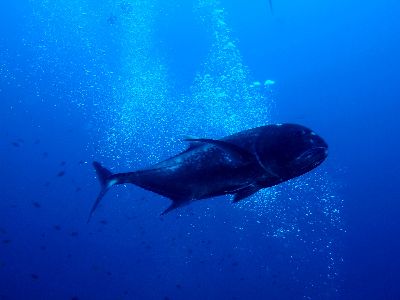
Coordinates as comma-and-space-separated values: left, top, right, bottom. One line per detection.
87, 161, 118, 223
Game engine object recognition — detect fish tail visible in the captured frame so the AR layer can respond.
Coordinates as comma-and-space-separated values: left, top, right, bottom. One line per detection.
87, 161, 120, 223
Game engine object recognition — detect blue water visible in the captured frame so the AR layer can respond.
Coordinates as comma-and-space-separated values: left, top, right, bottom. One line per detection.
1, 0, 399, 299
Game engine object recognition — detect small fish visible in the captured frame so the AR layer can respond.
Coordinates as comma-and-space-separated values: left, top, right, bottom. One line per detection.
70, 231, 79, 237
30, 273, 39, 280
11, 142, 20, 147
119, 1, 132, 13
53, 225, 61, 231
57, 171, 65, 177
32, 201, 41, 208
107, 15, 117, 25
2, 239, 11, 244
99, 219, 108, 225
268, 0, 274, 14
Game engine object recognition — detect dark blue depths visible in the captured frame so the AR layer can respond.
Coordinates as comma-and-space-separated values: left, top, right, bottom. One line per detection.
1, 0, 400, 299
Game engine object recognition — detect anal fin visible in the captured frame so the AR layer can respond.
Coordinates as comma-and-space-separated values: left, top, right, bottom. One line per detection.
160, 202, 181, 216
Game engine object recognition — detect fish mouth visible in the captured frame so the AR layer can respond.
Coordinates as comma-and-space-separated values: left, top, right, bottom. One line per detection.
296, 146, 328, 167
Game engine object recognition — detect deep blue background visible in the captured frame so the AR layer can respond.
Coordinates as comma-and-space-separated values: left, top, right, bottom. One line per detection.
1, 0, 399, 299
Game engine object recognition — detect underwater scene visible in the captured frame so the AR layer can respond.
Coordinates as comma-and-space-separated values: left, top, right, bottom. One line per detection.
1, 0, 399, 299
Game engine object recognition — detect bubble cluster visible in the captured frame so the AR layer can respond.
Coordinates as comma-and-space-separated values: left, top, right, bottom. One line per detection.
96, 0, 275, 169
191, 1, 273, 135
19, 0, 117, 114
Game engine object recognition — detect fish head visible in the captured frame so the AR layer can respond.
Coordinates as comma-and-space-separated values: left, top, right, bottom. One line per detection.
256, 124, 328, 180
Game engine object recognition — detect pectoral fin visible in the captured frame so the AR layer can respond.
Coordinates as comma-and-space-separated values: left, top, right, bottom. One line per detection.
184, 138, 255, 162
232, 185, 261, 203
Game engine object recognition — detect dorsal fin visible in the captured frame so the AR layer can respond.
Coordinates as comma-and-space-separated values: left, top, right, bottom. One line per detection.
179, 135, 203, 151
184, 138, 255, 162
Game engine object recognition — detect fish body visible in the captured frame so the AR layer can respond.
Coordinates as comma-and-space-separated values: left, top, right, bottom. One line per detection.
88, 124, 328, 221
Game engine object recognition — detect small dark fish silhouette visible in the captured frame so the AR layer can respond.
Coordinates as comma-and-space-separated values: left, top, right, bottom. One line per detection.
268, 0, 274, 14
71, 297, 79, 300
32, 201, 41, 208
120, 1, 132, 13
11, 142, 20, 147
57, 171, 65, 177
70, 231, 79, 237
30, 273, 39, 280
2, 239, 11, 244
99, 219, 108, 225
53, 225, 61, 231
107, 15, 117, 25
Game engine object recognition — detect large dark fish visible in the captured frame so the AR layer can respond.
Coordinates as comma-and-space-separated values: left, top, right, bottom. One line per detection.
88, 123, 328, 222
